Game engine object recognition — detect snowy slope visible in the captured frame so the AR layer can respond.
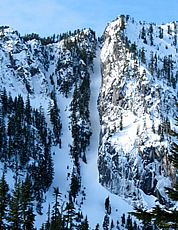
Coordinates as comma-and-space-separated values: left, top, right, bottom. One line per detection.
35, 46, 134, 230
0, 16, 177, 229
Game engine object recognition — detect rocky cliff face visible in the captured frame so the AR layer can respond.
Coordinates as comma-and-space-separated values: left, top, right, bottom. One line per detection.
98, 15, 178, 207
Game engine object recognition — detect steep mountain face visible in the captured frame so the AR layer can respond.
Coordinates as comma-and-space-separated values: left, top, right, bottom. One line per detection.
0, 15, 178, 228
0, 26, 97, 213
98, 15, 178, 207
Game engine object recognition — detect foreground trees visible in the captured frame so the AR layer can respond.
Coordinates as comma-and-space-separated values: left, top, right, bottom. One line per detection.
0, 90, 57, 212
0, 174, 35, 230
0, 171, 10, 229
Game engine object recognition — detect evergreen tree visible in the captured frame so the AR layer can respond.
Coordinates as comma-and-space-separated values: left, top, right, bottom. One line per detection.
49, 90, 62, 146
64, 198, 76, 230
120, 15, 125, 31
21, 175, 35, 230
75, 211, 83, 225
69, 84, 80, 165
116, 220, 120, 230
0, 109, 7, 160
1, 87, 8, 117
140, 47, 146, 64
173, 35, 177, 46
6, 177, 35, 229
110, 219, 114, 229
103, 214, 110, 230
159, 27, 164, 39
165, 116, 178, 200
8, 180, 23, 230
45, 204, 51, 230
82, 152, 87, 164
154, 54, 158, 72
130, 43, 137, 59
80, 216, 89, 230
133, 221, 138, 230
121, 213, 125, 227
120, 112, 123, 131
0, 170, 10, 229
130, 207, 152, 229
126, 214, 133, 230
105, 196, 111, 215
69, 72, 91, 166
148, 24, 154, 45
70, 167, 81, 199
141, 26, 146, 39
25, 94, 32, 124
140, 26, 147, 44
167, 25, 171, 34
95, 223, 100, 230
149, 51, 154, 75
50, 187, 62, 229
24, 207, 35, 230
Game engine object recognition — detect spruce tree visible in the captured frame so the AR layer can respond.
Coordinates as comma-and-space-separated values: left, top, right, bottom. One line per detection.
95, 223, 100, 230
21, 175, 35, 230
50, 187, 62, 229
103, 214, 110, 230
80, 216, 89, 230
141, 26, 147, 44
105, 196, 111, 215
24, 207, 35, 230
148, 24, 154, 46
159, 27, 164, 39
121, 213, 125, 227
63, 198, 76, 230
110, 219, 114, 229
0, 170, 10, 229
130, 207, 152, 229
149, 51, 154, 75
70, 167, 81, 199
0, 110, 7, 160
49, 90, 62, 146
45, 204, 51, 230
25, 94, 32, 124
8, 179, 23, 230
120, 112, 123, 131
120, 15, 125, 31
116, 220, 120, 230
165, 116, 178, 201
140, 47, 146, 64
1, 87, 8, 117
126, 214, 133, 230
141, 26, 146, 40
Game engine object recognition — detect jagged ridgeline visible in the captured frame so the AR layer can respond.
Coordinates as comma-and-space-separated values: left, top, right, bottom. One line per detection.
0, 25, 97, 214
99, 15, 177, 207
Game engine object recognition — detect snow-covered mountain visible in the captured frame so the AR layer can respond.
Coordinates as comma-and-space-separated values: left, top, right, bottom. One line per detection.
0, 15, 177, 229
99, 15, 177, 208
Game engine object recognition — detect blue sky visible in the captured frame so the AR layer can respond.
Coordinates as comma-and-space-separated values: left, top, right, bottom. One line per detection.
0, 0, 177, 37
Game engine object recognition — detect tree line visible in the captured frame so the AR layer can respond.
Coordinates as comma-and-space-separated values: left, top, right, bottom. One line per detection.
0, 88, 60, 213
